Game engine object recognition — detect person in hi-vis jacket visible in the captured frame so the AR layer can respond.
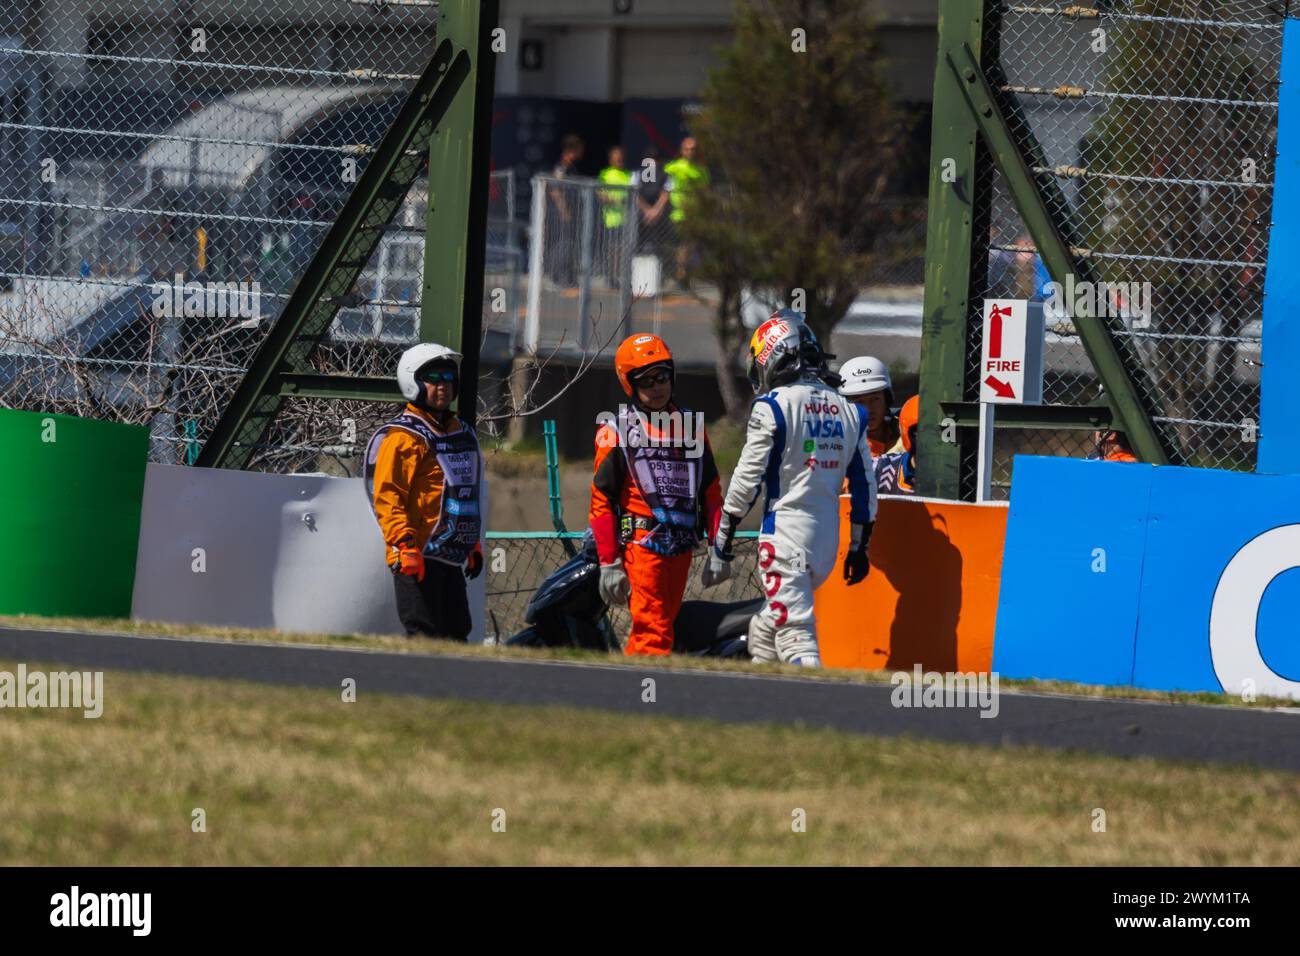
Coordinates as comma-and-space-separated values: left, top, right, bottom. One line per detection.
365, 342, 484, 640
705, 311, 878, 667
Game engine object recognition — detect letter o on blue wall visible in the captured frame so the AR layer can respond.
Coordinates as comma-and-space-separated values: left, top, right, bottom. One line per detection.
1210, 524, 1300, 699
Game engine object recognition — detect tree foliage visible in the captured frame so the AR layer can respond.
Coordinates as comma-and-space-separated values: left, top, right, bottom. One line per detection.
684, 0, 914, 405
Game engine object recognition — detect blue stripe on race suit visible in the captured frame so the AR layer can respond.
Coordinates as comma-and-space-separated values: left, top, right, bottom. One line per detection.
846, 410, 873, 524
758, 393, 786, 535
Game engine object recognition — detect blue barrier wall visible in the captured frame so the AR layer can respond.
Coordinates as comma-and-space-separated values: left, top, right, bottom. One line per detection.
994, 456, 1300, 699
1259, 16, 1300, 474
993, 456, 1152, 686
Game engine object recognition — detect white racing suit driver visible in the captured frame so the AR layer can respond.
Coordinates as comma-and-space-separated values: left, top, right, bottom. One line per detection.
703, 310, 878, 666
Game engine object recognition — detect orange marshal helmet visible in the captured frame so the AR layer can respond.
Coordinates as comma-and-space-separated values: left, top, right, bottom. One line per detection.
614, 333, 674, 397
899, 394, 919, 454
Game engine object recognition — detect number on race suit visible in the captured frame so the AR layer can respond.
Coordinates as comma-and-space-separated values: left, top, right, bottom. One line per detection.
763, 570, 782, 597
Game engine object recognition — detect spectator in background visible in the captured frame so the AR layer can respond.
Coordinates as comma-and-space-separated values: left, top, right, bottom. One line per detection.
1088, 429, 1138, 463
631, 144, 671, 256
286, 192, 318, 280
1006, 233, 1042, 301
990, 229, 1048, 301
987, 225, 1017, 297
546, 133, 585, 286
1087, 386, 1138, 463
663, 136, 709, 286
597, 145, 633, 285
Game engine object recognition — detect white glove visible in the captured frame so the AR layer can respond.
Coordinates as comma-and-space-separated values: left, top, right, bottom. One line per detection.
599, 559, 631, 606
701, 551, 732, 588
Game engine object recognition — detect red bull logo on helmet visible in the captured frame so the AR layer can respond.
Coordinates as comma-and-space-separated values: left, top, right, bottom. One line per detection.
751, 318, 791, 367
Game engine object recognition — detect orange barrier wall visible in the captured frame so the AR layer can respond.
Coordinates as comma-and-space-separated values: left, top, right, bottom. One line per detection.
814, 496, 1007, 673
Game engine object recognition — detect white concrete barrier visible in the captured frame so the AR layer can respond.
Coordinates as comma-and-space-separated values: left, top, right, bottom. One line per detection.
131, 464, 487, 641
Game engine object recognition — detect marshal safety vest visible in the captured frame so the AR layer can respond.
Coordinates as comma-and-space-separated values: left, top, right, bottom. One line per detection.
598, 166, 633, 229
364, 410, 483, 565
618, 405, 702, 556
875, 450, 916, 496
663, 157, 708, 224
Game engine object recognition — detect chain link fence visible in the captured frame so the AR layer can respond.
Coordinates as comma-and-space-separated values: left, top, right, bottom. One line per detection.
484, 532, 764, 645
961, 0, 1279, 498
524, 175, 634, 358
0, 1, 523, 473
524, 173, 930, 372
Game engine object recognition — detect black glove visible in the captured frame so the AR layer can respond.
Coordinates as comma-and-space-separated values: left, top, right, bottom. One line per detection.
843, 521, 873, 586
714, 511, 740, 561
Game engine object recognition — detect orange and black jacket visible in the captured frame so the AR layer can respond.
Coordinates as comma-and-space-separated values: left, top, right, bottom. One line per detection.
589, 406, 723, 565
370, 403, 483, 567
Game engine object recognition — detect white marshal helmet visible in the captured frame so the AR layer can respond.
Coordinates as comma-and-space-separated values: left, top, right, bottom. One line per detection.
838, 355, 892, 397
396, 342, 462, 401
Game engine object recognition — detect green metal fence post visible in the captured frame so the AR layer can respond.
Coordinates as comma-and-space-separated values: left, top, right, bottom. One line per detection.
423, 0, 499, 429
184, 419, 199, 465
543, 418, 578, 558
543, 419, 565, 530
916, 0, 987, 499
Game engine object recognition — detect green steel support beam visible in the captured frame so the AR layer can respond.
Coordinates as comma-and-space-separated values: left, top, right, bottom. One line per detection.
199, 38, 465, 468
422, 0, 499, 429
941, 401, 1112, 431
199, 3, 495, 469
916, 0, 986, 499
945, 41, 1168, 465
276, 374, 401, 402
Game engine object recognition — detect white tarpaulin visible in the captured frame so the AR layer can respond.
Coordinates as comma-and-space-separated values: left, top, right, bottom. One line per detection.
131, 463, 487, 641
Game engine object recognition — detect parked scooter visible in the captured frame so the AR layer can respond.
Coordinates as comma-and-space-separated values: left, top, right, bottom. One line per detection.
506, 532, 617, 651
506, 530, 759, 657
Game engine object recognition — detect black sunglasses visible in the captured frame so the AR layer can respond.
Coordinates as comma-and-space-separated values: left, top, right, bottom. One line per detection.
632, 369, 672, 387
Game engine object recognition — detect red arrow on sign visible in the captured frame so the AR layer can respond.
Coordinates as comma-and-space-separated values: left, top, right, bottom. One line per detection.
984, 375, 1016, 399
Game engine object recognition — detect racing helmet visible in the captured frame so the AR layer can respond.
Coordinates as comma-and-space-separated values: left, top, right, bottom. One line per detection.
747, 310, 837, 393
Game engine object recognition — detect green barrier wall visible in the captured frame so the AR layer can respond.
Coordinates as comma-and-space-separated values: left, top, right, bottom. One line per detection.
0, 410, 149, 617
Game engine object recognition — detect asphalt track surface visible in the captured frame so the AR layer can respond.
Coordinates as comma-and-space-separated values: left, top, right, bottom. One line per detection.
3, 625, 1300, 773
